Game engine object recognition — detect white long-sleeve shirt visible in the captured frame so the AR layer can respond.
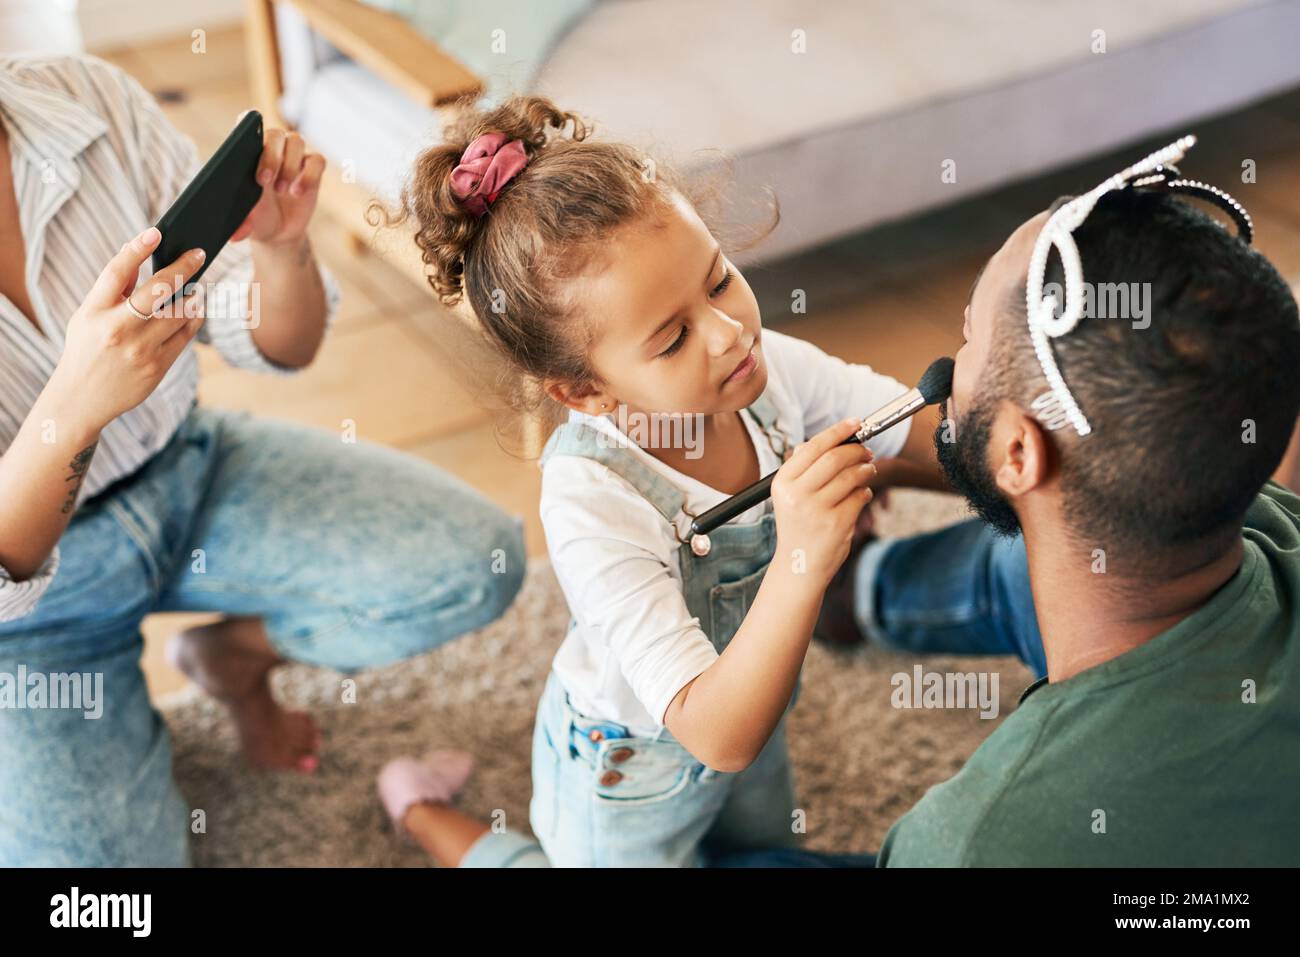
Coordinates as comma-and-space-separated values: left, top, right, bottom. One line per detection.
0, 54, 340, 622
542, 328, 912, 735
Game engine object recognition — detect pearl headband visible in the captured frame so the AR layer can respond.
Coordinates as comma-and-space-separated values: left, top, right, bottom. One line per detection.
1024, 134, 1253, 438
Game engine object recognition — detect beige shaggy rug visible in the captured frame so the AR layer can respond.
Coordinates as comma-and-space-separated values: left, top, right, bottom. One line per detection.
159, 489, 1034, 867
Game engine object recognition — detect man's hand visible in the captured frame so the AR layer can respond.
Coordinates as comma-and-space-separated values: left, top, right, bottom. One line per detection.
230, 126, 325, 246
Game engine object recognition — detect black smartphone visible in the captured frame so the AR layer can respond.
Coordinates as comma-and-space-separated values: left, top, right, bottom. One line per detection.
151, 109, 264, 298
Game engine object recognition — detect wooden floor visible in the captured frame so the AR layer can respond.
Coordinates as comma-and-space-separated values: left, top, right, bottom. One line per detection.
96, 26, 1300, 698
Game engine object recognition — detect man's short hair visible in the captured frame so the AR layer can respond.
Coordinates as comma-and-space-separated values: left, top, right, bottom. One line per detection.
990, 188, 1300, 561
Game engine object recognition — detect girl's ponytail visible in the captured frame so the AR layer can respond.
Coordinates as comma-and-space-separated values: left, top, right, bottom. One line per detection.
387, 94, 592, 306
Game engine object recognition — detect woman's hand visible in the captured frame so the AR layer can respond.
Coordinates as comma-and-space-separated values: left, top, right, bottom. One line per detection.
230, 127, 325, 246
47, 226, 206, 433
769, 417, 875, 588
224, 125, 330, 369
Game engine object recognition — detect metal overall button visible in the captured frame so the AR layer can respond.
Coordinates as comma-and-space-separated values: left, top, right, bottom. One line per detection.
609, 747, 635, 764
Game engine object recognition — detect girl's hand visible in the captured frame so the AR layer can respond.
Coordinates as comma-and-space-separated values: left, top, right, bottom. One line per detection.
769, 418, 875, 588
47, 226, 206, 433
857, 467, 892, 537
230, 127, 325, 246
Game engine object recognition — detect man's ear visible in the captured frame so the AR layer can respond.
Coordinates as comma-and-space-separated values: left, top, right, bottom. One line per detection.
991, 400, 1052, 499
543, 377, 615, 417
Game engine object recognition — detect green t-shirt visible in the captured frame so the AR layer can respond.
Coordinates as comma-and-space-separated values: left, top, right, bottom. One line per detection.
878, 481, 1300, 867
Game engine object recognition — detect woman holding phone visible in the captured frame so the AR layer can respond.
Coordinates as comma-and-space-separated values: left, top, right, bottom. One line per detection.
0, 54, 525, 866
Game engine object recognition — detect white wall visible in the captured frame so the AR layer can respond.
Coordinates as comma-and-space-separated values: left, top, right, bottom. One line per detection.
0, 0, 84, 54
78, 0, 244, 52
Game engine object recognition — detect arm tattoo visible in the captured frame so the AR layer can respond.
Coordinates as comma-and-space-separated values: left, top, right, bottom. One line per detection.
60, 442, 97, 515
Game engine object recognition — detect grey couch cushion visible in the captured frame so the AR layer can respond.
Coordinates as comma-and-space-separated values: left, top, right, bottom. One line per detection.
281, 0, 1300, 263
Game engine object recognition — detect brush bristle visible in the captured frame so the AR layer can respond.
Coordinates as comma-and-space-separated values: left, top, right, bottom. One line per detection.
917, 357, 955, 404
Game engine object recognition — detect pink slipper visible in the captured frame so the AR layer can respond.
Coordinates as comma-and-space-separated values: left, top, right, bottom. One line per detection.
377, 749, 476, 829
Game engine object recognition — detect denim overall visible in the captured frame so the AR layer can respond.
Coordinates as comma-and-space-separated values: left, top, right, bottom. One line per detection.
528, 392, 802, 867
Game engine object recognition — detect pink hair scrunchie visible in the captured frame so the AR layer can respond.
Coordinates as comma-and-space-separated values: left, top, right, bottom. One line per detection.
449, 131, 529, 217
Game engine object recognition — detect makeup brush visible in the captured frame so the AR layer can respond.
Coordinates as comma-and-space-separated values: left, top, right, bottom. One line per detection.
687, 356, 954, 544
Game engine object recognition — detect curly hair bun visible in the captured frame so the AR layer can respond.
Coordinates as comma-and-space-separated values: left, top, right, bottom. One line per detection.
386, 94, 593, 305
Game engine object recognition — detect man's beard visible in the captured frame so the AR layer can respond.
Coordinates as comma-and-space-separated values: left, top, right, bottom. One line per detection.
935, 399, 1022, 537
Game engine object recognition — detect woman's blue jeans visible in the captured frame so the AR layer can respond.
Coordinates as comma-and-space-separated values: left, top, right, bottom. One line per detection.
0, 406, 526, 866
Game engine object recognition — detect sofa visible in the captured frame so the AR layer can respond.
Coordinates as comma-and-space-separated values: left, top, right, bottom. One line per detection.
245, 0, 1300, 290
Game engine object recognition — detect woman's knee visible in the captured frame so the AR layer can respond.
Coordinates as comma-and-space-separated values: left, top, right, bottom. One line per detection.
462, 510, 527, 628
358, 510, 526, 660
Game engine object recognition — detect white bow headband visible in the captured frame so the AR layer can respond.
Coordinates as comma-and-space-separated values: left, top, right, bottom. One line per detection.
1023, 134, 1253, 437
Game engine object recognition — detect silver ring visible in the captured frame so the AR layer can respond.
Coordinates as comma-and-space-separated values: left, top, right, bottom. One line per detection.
124, 297, 153, 321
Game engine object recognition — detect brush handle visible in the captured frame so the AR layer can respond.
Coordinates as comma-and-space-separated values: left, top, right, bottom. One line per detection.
687, 382, 936, 539
689, 473, 776, 537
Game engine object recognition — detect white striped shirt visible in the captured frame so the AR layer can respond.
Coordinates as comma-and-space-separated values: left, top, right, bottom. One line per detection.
0, 54, 340, 621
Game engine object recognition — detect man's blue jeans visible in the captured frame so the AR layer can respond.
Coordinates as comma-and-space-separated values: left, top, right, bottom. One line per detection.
465, 516, 1046, 869
710, 517, 1045, 869
855, 517, 1046, 680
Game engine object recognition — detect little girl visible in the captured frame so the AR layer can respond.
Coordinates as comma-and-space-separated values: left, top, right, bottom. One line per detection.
375, 94, 944, 867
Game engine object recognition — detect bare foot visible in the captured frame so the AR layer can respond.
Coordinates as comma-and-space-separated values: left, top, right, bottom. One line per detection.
166, 617, 322, 773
